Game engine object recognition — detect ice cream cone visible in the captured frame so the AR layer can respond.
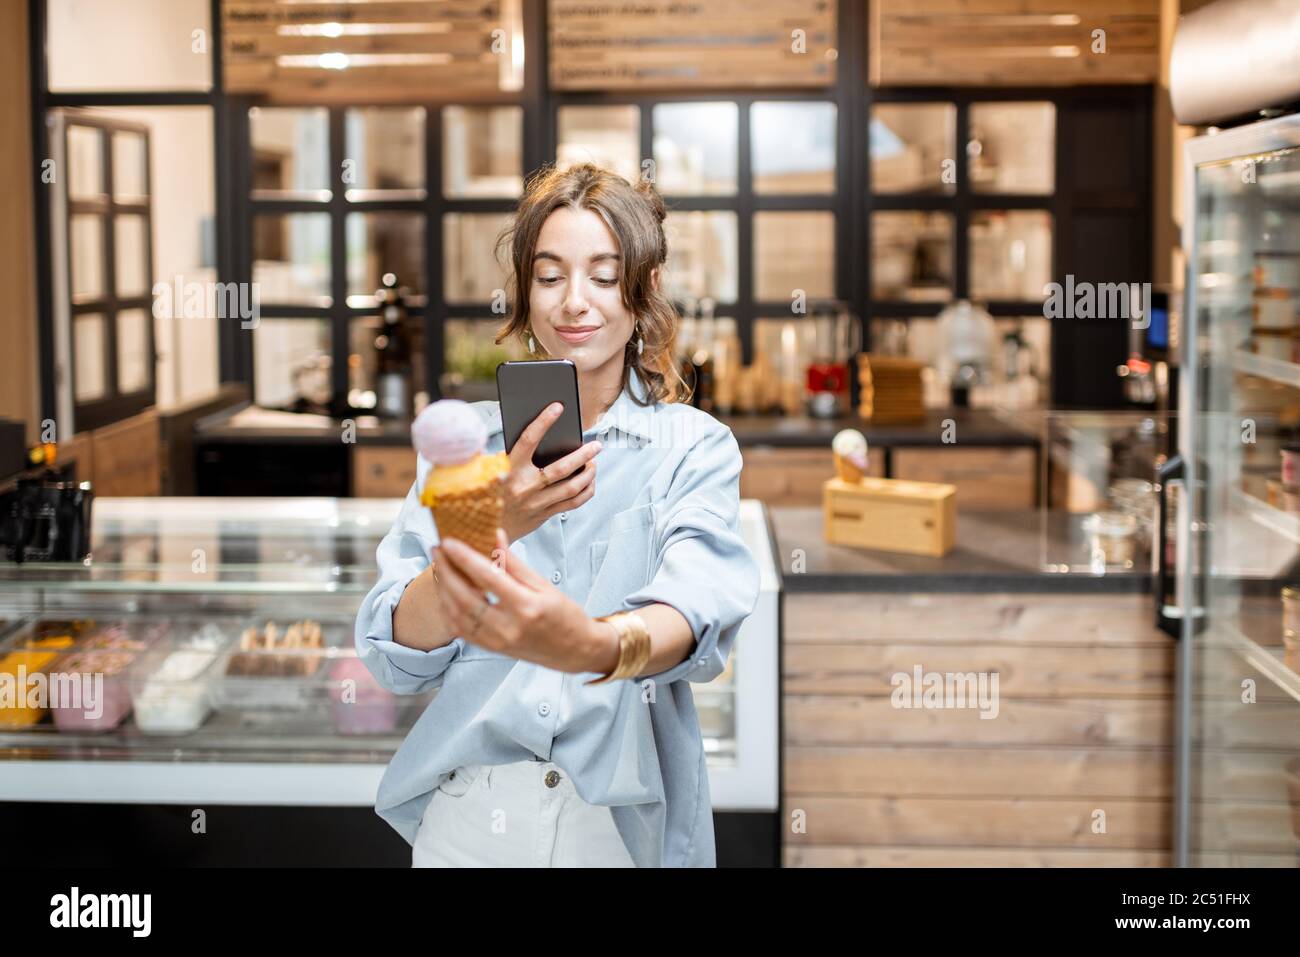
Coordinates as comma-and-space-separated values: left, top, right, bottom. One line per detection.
430, 478, 506, 559
831, 428, 870, 484
834, 452, 866, 484
412, 398, 511, 560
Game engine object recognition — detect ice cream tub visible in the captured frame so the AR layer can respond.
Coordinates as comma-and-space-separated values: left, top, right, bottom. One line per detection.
129, 623, 229, 735
328, 656, 398, 735
49, 623, 156, 733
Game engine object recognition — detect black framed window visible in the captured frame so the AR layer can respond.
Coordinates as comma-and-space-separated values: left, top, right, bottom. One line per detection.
552, 93, 845, 370
232, 102, 529, 414
57, 113, 156, 431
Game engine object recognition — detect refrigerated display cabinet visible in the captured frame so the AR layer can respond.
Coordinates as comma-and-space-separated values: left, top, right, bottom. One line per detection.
1176, 113, 1300, 866
0, 497, 780, 865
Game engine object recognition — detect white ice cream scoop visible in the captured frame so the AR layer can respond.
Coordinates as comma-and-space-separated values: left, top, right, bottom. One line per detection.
411, 399, 487, 466
832, 428, 869, 468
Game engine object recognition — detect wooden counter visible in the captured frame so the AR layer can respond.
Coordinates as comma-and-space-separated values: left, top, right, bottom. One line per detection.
767, 506, 1173, 867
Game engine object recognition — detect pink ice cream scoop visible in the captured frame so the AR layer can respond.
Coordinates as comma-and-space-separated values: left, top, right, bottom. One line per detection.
411, 399, 487, 466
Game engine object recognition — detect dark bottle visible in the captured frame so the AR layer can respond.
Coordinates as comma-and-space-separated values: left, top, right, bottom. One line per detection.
374, 272, 412, 418
691, 297, 716, 412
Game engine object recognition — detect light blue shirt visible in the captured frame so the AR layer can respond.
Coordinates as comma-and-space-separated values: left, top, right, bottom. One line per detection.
354, 370, 761, 867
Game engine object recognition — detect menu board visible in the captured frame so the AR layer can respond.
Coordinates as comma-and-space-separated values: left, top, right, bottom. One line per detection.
549, 0, 837, 91
222, 0, 522, 102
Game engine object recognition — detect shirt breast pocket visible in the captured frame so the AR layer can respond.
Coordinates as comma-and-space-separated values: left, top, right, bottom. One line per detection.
588, 502, 657, 612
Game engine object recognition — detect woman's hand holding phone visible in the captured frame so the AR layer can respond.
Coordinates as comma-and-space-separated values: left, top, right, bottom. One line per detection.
500, 402, 602, 543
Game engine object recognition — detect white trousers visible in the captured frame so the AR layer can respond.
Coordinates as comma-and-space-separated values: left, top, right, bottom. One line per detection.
411, 759, 637, 867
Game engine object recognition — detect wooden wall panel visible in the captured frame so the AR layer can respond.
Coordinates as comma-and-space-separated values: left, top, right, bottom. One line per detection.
870, 0, 1162, 87
549, 0, 836, 91
782, 591, 1177, 866
222, 0, 518, 102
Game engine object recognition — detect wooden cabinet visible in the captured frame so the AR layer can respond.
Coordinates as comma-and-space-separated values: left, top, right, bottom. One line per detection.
352, 446, 418, 499
782, 591, 1174, 867
893, 446, 1036, 510
89, 410, 160, 497
740, 446, 884, 508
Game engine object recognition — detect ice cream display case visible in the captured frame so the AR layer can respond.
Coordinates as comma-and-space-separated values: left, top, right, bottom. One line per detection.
0, 497, 780, 835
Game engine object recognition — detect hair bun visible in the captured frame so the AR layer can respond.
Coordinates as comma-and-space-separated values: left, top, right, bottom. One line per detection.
635, 177, 667, 225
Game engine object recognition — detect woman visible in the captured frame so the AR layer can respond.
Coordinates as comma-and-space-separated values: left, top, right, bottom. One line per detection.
354, 163, 760, 867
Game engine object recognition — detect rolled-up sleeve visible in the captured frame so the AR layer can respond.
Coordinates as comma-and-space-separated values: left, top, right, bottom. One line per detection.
354, 455, 462, 695
620, 422, 760, 685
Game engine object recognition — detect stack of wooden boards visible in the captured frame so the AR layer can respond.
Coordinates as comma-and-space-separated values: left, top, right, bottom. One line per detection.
857, 354, 925, 424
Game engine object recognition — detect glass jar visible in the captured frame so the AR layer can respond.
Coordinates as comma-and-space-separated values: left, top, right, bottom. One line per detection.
1082, 510, 1139, 572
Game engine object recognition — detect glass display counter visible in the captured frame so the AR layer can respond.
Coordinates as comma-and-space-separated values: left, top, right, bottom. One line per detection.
0, 498, 780, 816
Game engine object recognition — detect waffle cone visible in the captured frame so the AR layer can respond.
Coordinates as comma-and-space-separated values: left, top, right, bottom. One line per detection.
834, 452, 866, 484
430, 479, 504, 559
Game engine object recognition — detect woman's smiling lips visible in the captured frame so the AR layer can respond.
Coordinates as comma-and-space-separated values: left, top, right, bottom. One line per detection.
554, 325, 601, 344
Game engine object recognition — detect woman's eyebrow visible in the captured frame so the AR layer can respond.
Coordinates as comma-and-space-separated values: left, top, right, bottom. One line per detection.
533, 251, 621, 263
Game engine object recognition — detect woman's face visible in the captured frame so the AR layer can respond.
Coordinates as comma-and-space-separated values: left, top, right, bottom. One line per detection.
529, 206, 637, 376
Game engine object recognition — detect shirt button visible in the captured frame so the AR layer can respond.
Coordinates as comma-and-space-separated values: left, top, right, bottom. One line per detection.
551, 570, 562, 584
559, 512, 567, 521
537, 701, 551, 717
544, 770, 561, 788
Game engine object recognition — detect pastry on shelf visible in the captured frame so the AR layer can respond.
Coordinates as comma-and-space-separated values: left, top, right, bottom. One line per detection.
226, 620, 324, 678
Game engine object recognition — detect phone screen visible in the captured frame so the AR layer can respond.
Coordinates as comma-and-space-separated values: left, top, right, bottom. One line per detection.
496, 359, 584, 469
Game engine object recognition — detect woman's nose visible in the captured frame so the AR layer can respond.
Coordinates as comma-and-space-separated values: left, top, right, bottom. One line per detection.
562, 281, 588, 315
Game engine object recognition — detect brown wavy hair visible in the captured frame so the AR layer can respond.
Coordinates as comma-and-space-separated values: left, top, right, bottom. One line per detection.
494, 163, 688, 406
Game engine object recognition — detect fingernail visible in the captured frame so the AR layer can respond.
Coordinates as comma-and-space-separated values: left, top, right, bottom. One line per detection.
549, 403, 562, 416
594, 441, 603, 452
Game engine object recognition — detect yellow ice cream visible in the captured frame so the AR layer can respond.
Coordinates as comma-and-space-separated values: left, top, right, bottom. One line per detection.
0, 636, 76, 728
419, 451, 510, 507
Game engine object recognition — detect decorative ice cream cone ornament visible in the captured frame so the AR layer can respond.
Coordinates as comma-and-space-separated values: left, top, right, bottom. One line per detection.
411, 399, 511, 558
832, 428, 870, 484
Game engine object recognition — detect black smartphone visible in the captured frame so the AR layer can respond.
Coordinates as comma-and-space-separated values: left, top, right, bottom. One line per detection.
496, 359, 584, 469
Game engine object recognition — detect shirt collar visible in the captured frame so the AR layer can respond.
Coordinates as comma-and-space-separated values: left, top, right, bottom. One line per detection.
483, 369, 656, 442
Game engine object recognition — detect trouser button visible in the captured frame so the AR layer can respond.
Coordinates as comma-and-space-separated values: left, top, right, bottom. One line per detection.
544, 770, 561, 788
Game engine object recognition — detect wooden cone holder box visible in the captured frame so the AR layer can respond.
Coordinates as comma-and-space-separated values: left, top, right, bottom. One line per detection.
823, 477, 956, 557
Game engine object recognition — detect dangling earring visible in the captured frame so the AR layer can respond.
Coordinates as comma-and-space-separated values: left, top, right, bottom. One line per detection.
637, 334, 644, 357
527, 330, 536, 354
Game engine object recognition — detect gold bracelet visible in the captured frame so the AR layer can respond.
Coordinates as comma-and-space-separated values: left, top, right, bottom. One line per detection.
585, 612, 652, 685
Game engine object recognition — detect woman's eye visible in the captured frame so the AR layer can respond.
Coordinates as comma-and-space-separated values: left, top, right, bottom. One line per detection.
535, 275, 562, 285
592, 276, 618, 287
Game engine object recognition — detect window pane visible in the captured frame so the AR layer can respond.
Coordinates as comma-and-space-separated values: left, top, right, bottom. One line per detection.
254, 319, 332, 410
73, 313, 106, 402
343, 107, 425, 197
558, 105, 641, 184
871, 103, 956, 195
443, 106, 523, 198
349, 315, 426, 411
871, 211, 953, 302
347, 213, 425, 305
969, 211, 1053, 301
752, 102, 836, 195
653, 102, 738, 196
113, 131, 148, 201
754, 211, 835, 301
249, 107, 330, 198
66, 125, 103, 200
664, 211, 738, 303
117, 308, 150, 393
253, 213, 331, 305
48, 0, 211, 92
443, 213, 511, 303
114, 215, 150, 297
441, 320, 528, 398
92, 106, 216, 410
969, 102, 1055, 195
70, 214, 105, 301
